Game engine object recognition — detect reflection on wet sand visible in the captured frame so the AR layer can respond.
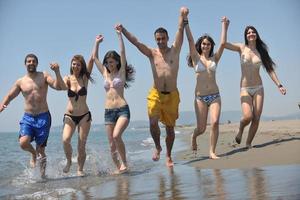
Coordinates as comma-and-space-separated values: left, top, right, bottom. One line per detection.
196, 168, 227, 200
244, 168, 268, 200
159, 167, 184, 200
70, 185, 93, 200
54, 164, 299, 199
115, 176, 130, 200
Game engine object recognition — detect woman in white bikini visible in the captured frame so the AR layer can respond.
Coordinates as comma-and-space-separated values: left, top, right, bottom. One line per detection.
225, 25, 286, 148
184, 9, 230, 159
93, 24, 135, 174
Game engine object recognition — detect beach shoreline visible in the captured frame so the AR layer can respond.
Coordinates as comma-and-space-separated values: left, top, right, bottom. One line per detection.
175, 119, 300, 169
0, 120, 299, 199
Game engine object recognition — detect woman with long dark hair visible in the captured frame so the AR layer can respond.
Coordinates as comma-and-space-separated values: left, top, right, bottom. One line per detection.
93, 24, 135, 174
225, 25, 286, 148
185, 8, 230, 159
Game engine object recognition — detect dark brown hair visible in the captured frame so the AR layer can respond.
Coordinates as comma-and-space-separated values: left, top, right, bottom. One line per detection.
103, 50, 135, 88
244, 26, 275, 72
24, 53, 38, 65
187, 34, 215, 67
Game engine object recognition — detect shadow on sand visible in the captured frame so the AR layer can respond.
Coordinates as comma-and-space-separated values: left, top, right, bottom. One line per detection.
183, 137, 300, 165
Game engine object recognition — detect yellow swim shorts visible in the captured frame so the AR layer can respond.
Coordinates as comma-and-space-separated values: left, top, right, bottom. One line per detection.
147, 87, 180, 127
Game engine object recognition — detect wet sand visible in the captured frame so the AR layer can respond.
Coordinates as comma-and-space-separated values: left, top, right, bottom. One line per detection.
2, 120, 300, 199
176, 119, 300, 169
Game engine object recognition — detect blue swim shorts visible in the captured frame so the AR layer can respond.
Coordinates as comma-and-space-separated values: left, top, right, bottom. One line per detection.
104, 105, 130, 125
19, 111, 52, 147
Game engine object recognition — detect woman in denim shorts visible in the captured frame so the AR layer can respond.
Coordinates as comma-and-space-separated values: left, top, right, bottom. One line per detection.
93, 24, 135, 174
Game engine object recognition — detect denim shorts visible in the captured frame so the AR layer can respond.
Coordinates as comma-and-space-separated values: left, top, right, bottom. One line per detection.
104, 105, 130, 125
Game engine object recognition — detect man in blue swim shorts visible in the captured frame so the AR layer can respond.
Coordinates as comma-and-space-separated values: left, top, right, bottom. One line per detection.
0, 54, 65, 178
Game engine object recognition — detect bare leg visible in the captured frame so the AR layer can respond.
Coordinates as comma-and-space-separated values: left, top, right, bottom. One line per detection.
165, 126, 175, 167
62, 118, 76, 173
246, 90, 264, 148
19, 136, 37, 167
149, 116, 162, 161
113, 117, 129, 173
36, 146, 46, 178
209, 100, 221, 159
236, 95, 254, 144
106, 124, 121, 173
192, 99, 208, 151
77, 116, 91, 176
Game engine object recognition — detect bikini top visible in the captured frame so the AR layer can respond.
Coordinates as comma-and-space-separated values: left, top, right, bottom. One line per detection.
240, 54, 262, 69
104, 77, 124, 91
195, 59, 217, 73
68, 87, 87, 101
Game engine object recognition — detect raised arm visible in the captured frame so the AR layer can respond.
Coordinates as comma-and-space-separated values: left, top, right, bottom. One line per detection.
173, 7, 188, 52
47, 63, 67, 90
120, 24, 152, 58
224, 22, 243, 53
92, 35, 105, 75
86, 53, 94, 74
214, 16, 230, 64
268, 70, 287, 95
184, 8, 199, 66
0, 79, 21, 112
225, 39, 244, 53
115, 24, 126, 75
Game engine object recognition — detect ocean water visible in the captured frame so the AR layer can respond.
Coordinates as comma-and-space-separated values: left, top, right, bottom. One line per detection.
0, 127, 156, 197
0, 128, 299, 199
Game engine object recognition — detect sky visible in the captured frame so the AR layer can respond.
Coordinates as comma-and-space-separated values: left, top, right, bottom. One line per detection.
0, 0, 299, 132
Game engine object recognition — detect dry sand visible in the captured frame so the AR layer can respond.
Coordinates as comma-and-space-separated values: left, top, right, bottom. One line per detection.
176, 119, 300, 169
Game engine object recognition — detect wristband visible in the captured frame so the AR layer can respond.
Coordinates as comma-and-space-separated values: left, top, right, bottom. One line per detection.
278, 84, 283, 88
183, 20, 189, 26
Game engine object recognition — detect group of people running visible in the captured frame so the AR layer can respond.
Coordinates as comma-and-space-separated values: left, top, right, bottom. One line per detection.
0, 7, 286, 178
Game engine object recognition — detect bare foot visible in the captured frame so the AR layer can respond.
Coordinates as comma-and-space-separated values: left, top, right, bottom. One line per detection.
30, 153, 37, 168
152, 148, 162, 161
246, 144, 252, 149
166, 157, 174, 168
235, 129, 243, 144
77, 170, 85, 177
209, 153, 220, 159
39, 157, 47, 178
63, 161, 72, 173
119, 162, 128, 171
191, 133, 197, 151
119, 166, 129, 174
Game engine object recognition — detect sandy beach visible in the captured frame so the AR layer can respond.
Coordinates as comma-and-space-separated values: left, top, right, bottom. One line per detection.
176, 119, 300, 169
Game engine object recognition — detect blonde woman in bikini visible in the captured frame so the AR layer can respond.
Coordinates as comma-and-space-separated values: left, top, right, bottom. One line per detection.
54, 54, 94, 177
225, 25, 286, 148
184, 9, 230, 159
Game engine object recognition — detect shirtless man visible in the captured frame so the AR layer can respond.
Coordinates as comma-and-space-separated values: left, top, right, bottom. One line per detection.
118, 7, 188, 167
0, 54, 64, 178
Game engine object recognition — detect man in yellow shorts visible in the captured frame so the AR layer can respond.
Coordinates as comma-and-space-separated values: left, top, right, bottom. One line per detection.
120, 7, 188, 167
147, 87, 180, 127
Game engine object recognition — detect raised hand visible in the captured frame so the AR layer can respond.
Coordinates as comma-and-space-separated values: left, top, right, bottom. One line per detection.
95, 34, 104, 43
50, 62, 60, 72
180, 7, 189, 17
115, 23, 123, 34
221, 16, 230, 28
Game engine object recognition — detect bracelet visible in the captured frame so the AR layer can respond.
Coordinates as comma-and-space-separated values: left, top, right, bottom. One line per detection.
278, 84, 283, 88
183, 19, 189, 26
